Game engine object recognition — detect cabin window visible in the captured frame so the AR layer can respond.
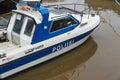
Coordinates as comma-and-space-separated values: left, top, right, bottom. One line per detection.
24, 18, 34, 37
13, 14, 24, 34
50, 16, 76, 32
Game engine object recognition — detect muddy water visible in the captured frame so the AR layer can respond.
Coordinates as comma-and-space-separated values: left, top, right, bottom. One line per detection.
2, 0, 120, 80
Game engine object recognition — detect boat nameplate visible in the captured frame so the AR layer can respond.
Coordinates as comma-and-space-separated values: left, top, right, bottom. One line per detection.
25, 44, 44, 54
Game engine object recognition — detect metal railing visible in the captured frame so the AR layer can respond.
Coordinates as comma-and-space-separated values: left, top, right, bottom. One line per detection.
43, 2, 90, 15
42, 2, 91, 22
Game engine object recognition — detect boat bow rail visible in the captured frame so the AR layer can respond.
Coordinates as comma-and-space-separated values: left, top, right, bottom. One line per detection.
42, 2, 91, 19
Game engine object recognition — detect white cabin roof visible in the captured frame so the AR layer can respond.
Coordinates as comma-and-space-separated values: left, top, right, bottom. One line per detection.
12, 10, 42, 24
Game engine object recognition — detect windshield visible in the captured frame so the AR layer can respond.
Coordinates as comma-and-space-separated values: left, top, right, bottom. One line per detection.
13, 14, 24, 34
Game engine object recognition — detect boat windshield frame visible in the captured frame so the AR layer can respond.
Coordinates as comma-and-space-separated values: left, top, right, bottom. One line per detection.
12, 11, 37, 25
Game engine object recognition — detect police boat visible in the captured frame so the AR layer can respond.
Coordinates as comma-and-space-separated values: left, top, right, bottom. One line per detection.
0, 0, 100, 78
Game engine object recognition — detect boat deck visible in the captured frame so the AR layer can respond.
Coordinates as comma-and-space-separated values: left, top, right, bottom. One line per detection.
0, 41, 16, 50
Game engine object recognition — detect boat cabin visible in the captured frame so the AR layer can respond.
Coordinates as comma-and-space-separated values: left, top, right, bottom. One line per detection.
0, 1, 79, 49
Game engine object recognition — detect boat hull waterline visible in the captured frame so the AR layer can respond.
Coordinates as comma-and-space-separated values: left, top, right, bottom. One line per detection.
0, 28, 96, 78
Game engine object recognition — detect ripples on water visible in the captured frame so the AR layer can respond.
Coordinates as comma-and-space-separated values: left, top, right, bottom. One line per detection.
85, 0, 120, 80
86, 0, 120, 42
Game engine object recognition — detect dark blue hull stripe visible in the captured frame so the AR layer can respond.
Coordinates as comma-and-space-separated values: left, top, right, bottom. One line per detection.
0, 29, 94, 74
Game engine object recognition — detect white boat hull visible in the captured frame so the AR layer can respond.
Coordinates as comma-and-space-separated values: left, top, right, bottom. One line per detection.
0, 35, 89, 79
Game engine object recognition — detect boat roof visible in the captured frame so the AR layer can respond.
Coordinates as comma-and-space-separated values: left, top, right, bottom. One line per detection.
14, 2, 70, 22
13, 1, 90, 24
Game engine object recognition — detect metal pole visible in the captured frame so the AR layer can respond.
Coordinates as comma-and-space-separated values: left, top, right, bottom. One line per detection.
74, 4, 76, 14
88, 6, 90, 19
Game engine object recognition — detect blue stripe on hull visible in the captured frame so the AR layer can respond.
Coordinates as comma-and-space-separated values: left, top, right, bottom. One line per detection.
0, 29, 94, 74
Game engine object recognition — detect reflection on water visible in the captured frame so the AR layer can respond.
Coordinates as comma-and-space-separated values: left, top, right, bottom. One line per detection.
100, 10, 120, 38
86, 0, 120, 40
5, 37, 97, 80
85, 0, 120, 80
85, 0, 120, 15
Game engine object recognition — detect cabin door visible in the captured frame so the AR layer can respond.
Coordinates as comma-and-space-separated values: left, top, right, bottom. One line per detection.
11, 14, 25, 45
11, 13, 35, 45
20, 17, 35, 45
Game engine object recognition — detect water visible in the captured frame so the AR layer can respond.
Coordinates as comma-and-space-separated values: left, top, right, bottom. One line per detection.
1, 0, 120, 80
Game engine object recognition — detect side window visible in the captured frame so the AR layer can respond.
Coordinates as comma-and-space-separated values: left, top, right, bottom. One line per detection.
24, 18, 34, 37
13, 14, 24, 34
50, 16, 76, 32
